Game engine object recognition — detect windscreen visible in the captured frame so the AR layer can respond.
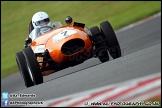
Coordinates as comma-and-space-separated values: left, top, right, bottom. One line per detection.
29, 21, 63, 41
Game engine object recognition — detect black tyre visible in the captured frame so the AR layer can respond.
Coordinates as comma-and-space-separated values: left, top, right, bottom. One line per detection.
100, 21, 121, 59
16, 51, 34, 87
90, 26, 109, 63
23, 46, 43, 85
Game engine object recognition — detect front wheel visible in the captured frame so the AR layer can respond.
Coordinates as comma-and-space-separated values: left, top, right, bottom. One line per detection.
23, 46, 43, 85
16, 51, 34, 87
100, 21, 121, 59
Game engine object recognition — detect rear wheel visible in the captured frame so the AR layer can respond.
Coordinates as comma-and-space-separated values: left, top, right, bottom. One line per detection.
100, 21, 121, 59
90, 26, 109, 63
16, 51, 34, 87
23, 46, 43, 85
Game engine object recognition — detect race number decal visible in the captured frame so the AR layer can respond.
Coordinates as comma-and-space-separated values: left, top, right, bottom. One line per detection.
34, 45, 45, 53
53, 30, 77, 43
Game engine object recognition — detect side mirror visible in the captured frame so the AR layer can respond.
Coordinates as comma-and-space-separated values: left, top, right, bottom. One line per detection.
65, 16, 72, 24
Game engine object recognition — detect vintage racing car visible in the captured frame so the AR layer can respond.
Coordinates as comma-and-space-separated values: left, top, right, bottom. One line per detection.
16, 16, 121, 87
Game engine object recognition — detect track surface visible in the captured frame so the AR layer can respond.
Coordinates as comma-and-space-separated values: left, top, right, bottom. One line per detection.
1, 13, 161, 107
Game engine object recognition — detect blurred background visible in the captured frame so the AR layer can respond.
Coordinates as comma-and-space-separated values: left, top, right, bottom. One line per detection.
1, 1, 161, 79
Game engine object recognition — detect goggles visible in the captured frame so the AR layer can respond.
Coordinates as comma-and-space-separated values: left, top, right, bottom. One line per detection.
35, 18, 50, 26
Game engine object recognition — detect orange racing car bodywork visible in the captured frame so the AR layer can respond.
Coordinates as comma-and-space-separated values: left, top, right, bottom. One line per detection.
31, 24, 93, 64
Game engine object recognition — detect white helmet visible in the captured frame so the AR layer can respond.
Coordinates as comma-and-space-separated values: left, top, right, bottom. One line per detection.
32, 11, 50, 28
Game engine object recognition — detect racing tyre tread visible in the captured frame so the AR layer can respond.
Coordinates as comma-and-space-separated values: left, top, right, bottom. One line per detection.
23, 46, 43, 85
16, 51, 34, 87
100, 21, 121, 59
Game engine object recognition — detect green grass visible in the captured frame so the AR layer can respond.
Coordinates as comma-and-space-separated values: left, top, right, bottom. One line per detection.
1, 1, 161, 79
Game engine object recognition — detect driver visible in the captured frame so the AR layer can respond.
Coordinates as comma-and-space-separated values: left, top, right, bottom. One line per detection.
24, 11, 52, 48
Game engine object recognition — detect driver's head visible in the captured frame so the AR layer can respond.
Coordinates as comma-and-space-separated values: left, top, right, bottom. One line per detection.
32, 11, 50, 28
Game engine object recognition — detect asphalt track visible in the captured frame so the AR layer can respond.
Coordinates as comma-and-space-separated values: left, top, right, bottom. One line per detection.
1, 13, 161, 107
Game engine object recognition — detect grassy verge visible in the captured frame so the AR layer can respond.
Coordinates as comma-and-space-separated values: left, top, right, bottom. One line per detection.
1, 1, 161, 79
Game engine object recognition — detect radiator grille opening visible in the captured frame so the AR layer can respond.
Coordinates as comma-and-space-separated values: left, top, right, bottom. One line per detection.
61, 39, 85, 55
